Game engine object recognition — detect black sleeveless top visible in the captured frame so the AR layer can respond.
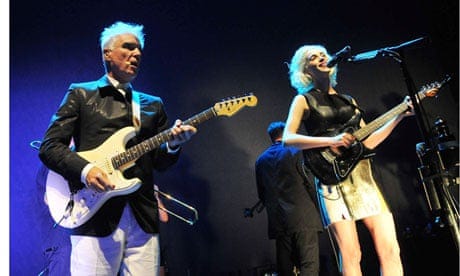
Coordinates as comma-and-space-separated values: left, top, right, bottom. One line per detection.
302, 89, 362, 136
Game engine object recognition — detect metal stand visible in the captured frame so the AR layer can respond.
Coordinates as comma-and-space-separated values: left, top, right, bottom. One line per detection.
368, 37, 459, 250
416, 119, 459, 250
397, 55, 459, 250
350, 36, 459, 249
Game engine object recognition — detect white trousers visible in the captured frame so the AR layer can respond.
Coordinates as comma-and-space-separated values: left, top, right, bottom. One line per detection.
70, 205, 160, 276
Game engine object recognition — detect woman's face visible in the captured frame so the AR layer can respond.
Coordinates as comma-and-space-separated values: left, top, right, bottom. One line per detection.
303, 48, 331, 79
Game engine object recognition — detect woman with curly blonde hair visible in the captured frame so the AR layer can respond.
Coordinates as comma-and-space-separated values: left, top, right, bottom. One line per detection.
282, 44, 414, 276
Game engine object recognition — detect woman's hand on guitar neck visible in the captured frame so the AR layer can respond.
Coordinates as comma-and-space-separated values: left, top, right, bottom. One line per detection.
400, 95, 415, 118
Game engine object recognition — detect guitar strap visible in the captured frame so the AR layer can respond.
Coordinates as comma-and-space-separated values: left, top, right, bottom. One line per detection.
331, 93, 365, 132
334, 93, 365, 114
336, 93, 376, 159
132, 91, 141, 133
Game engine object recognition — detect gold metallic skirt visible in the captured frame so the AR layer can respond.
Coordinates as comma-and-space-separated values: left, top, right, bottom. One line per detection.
317, 158, 390, 226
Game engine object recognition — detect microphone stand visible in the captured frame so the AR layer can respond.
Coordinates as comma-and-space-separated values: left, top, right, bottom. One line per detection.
349, 37, 459, 250
377, 38, 459, 250
348, 37, 430, 139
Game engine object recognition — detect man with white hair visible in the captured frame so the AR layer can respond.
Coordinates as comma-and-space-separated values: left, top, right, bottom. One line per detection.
39, 21, 197, 275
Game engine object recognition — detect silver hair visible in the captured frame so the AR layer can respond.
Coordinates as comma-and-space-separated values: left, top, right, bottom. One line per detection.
288, 45, 338, 94
100, 21, 145, 51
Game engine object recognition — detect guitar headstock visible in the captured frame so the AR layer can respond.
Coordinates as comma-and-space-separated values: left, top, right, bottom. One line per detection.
420, 75, 451, 98
214, 93, 258, 117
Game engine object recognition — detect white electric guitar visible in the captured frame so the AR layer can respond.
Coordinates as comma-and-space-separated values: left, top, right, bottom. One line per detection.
46, 94, 258, 229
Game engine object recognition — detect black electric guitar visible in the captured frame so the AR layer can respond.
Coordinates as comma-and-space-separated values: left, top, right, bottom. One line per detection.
304, 77, 450, 185
45, 94, 258, 229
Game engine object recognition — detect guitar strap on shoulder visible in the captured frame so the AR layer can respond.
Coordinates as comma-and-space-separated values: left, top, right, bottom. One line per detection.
332, 93, 366, 133
132, 91, 141, 134
335, 93, 365, 114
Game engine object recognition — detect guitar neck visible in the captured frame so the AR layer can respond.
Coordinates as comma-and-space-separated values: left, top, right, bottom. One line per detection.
353, 102, 408, 141
351, 75, 448, 141
353, 90, 428, 141
112, 107, 216, 169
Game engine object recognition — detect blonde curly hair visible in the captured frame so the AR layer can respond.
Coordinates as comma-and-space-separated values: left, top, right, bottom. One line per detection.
288, 45, 338, 94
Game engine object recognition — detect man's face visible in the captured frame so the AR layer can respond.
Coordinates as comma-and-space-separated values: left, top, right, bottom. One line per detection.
104, 33, 142, 83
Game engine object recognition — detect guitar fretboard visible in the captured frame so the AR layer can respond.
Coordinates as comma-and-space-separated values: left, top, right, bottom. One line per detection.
111, 107, 217, 169
353, 90, 427, 141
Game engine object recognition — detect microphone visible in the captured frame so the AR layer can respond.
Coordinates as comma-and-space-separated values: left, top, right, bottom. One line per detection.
327, 45, 351, 68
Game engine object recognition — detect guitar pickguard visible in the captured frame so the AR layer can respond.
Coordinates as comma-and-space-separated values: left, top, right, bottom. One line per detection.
304, 141, 365, 185
333, 142, 364, 179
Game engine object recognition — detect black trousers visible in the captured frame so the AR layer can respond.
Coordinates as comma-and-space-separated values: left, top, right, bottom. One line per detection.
276, 230, 320, 276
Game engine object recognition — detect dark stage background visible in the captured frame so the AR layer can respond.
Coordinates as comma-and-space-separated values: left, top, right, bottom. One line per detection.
10, 0, 458, 275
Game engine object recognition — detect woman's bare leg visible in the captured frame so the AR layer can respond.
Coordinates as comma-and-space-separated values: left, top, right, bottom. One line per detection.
362, 213, 403, 276
329, 220, 362, 276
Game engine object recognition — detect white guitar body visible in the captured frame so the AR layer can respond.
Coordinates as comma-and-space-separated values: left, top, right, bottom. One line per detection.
45, 94, 258, 229
46, 127, 142, 229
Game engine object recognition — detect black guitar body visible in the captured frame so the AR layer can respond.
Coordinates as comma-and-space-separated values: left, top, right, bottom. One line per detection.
302, 77, 448, 185
303, 141, 366, 185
